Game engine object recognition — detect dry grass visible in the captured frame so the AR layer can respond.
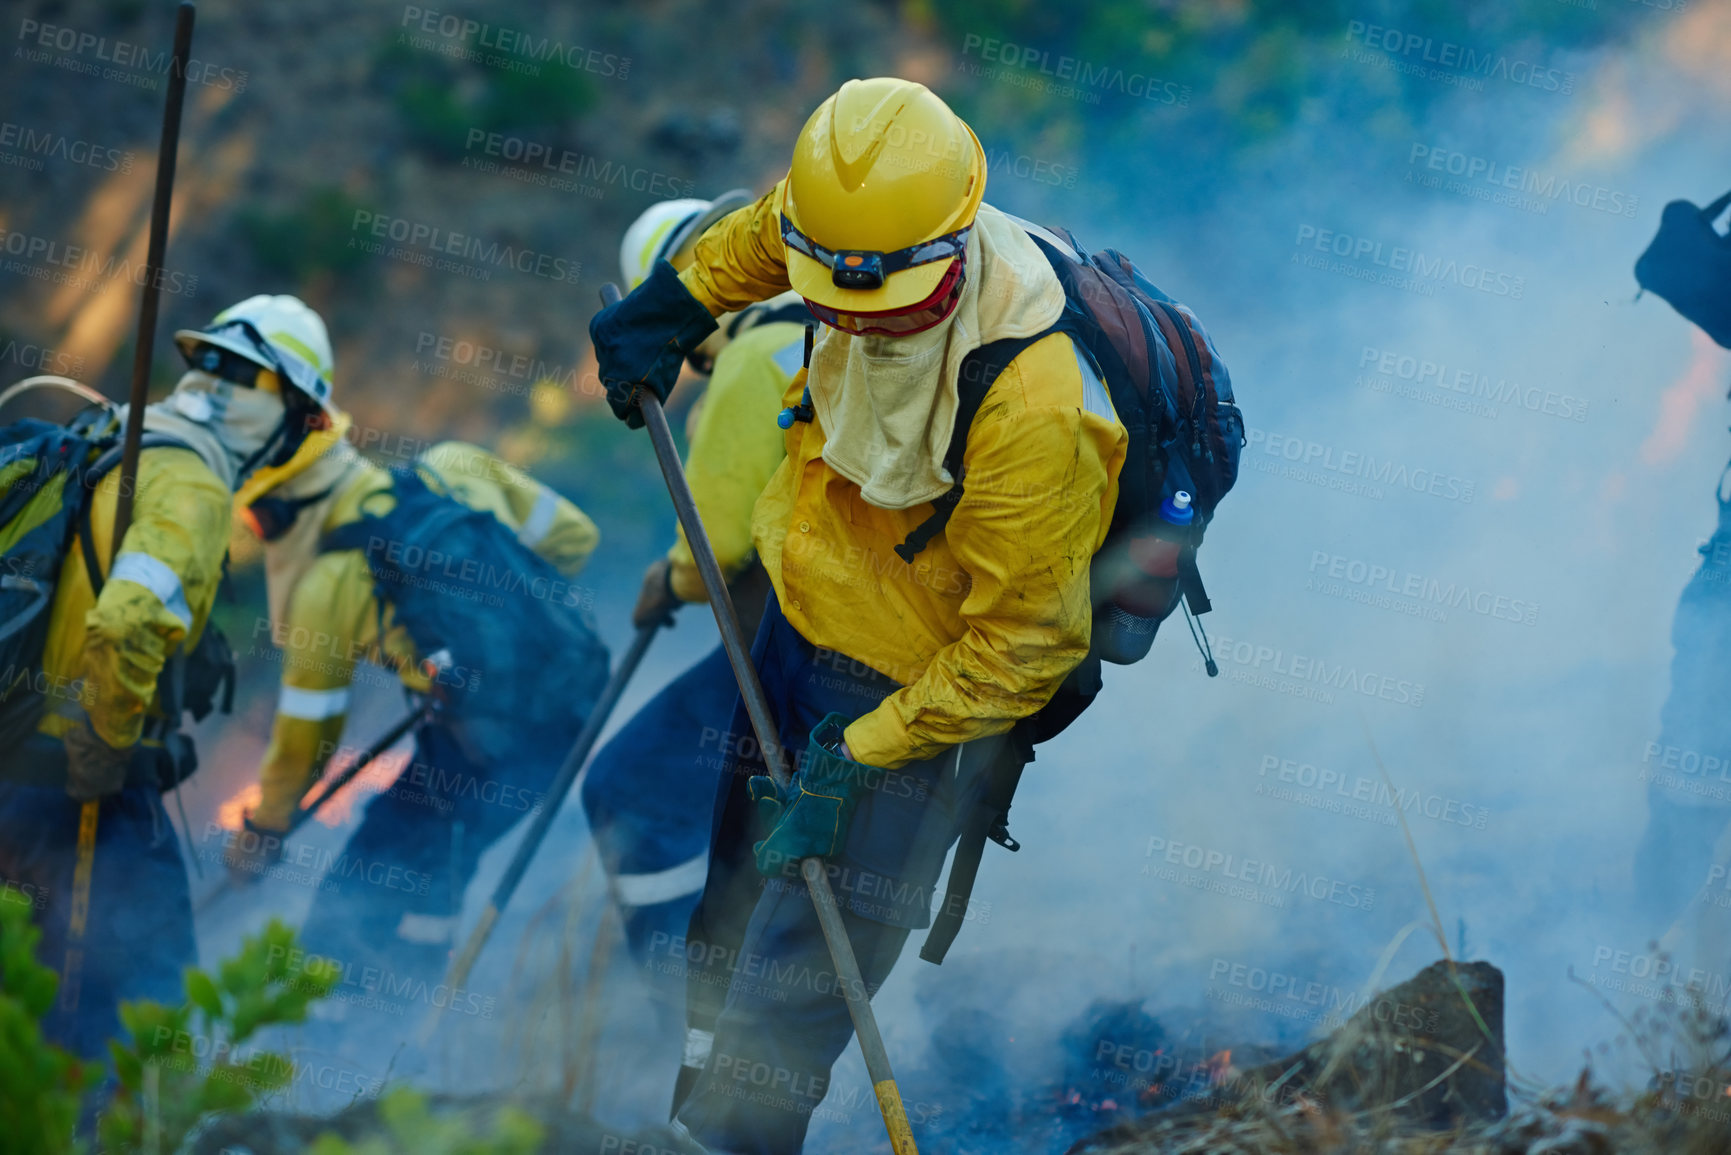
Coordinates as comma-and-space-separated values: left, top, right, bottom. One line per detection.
1073, 722, 1731, 1153
1077, 984, 1731, 1155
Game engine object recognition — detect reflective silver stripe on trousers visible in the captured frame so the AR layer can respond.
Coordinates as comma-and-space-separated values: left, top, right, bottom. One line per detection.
682, 1027, 714, 1069
277, 684, 352, 721
612, 851, 709, 907
516, 485, 559, 550
109, 552, 193, 629
396, 912, 457, 944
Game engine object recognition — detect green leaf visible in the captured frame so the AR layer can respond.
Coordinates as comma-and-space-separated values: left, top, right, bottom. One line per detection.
197, 1069, 257, 1114
184, 967, 224, 1021
108, 1038, 142, 1091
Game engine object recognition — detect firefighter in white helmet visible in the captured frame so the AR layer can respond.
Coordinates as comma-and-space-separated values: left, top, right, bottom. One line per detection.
0, 293, 332, 1057
218, 317, 609, 1031
583, 193, 811, 1034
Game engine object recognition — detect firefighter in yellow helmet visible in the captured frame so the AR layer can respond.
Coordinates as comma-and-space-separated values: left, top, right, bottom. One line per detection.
591, 79, 1126, 1152
583, 192, 810, 1032
219, 359, 609, 1026
0, 293, 337, 1057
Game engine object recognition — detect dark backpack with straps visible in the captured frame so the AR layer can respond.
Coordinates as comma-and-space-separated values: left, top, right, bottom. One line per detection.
0, 411, 234, 782
915, 222, 1244, 965
897, 219, 1243, 674
1636, 188, 1731, 349
0, 410, 121, 749
321, 464, 610, 765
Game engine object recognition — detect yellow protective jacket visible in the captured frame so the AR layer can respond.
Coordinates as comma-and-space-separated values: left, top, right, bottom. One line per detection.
666, 318, 805, 603
34, 445, 231, 748
681, 182, 1127, 769
252, 442, 599, 830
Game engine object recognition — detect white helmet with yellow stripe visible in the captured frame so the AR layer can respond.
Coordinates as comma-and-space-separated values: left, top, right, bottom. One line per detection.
174, 295, 352, 510
174, 294, 337, 416
619, 191, 754, 291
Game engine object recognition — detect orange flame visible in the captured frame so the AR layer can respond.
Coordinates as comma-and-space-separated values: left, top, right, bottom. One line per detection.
209, 749, 412, 832
1640, 329, 1728, 467
300, 749, 412, 828
215, 783, 261, 831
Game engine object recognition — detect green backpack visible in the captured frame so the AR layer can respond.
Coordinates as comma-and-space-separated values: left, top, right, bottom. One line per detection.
0, 402, 232, 783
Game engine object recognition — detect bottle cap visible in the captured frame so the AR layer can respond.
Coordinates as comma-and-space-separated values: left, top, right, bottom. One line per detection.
777, 407, 796, 430
1160, 491, 1195, 525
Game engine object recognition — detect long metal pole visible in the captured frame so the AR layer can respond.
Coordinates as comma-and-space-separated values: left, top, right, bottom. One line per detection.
114, 1, 195, 542
437, 621, 659, 999
63, 0, 196, 1016
598, 283, 919, 1154
285, 705, 422, 836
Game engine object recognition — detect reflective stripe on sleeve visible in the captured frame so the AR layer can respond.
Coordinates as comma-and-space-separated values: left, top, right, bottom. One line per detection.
1074, 346, 1117, 424
611, 852, 709, 908
516, 485, 559, 550
109, 552, 193, 629
277, 684, 352, 720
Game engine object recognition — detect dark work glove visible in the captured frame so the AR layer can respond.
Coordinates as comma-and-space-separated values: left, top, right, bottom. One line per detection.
590, 260, 718, 429
749, 712, 877, 877
223, 813, 285, 887
63, 719, 132, 801
632, 558, 681, 630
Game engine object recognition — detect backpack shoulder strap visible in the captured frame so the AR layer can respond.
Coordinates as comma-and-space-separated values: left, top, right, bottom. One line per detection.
319, 463, 429, 551
893, 329, 1048, 563
318, 465, 476, 560
318, 516, 373, 556
77, 433, 193, 597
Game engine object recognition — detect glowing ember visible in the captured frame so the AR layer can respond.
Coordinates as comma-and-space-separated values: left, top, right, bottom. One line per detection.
209, 749, 411, 832
300, 748, 412, 828
215, 782, 260, 831
1205, 1049, 1232, 1085
1640, 329, 1728, 467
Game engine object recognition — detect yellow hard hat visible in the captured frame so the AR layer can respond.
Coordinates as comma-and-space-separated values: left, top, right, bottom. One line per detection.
782, 78, 985, 314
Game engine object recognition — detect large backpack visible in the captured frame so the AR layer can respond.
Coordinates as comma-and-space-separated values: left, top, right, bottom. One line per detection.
0, 407, 234, 778
321, 464, 609, 765
914, 223, 1243, 964
897, 218, 1244, 666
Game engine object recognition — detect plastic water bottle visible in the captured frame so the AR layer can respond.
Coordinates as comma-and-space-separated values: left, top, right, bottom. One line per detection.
1096, 491, 1192, 665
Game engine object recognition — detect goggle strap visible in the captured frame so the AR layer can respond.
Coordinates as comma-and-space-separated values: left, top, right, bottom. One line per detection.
781, 215, 969, 275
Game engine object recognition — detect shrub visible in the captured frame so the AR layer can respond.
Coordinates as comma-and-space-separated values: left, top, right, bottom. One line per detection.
238, 187, 372, 283
98, 918, 340, 1153
0, 889, 86, 1155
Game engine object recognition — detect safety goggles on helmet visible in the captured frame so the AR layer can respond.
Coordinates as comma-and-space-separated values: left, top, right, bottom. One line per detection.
801, 251, 966, 336
184, 320, 334, 412
184, 341, 266, 389
780, 215, 970, 292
